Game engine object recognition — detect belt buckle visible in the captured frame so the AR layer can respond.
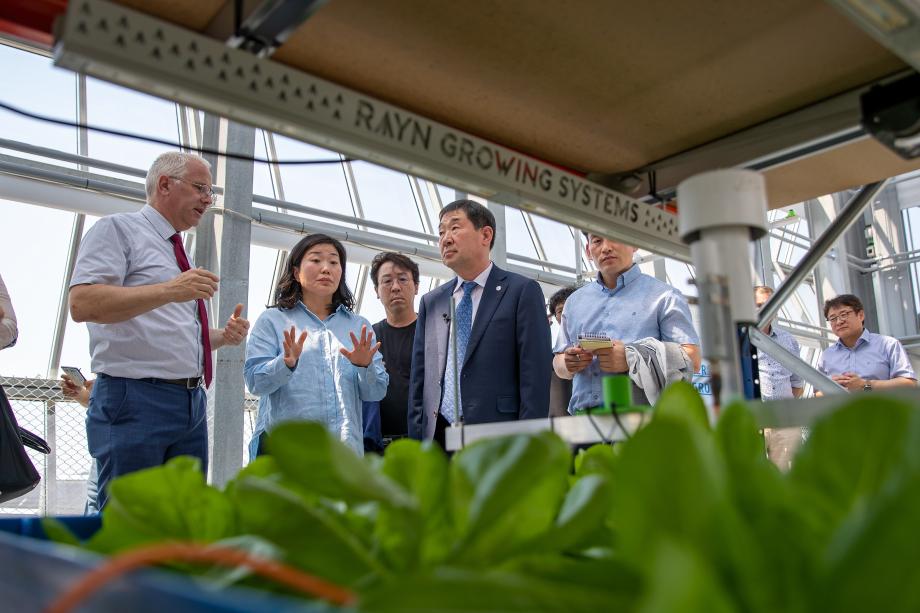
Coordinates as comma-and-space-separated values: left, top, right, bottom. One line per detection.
186, 377, 200, 389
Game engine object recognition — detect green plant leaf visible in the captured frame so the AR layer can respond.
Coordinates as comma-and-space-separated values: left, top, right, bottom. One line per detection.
199, 535, 283, 589
611, 418, 726, 564
635, 541, 737, 613
713, 401, 818, 613
230, 475, 385, 586
448, 432, 571, 565
41, 517, 82, 547
502, 553, 640, 600
573, 443, 617, 481
266, 421, 415, 510
789, 395, 920, 539
376, 439, 453, 570
819, 472, 920, 613
359, 566, 622, 613
522, 474, 614, 554
654, 380, 710, 431
88, 456, 236, 554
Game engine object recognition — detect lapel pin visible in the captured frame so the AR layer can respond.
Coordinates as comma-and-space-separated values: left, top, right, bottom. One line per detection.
496, 285, 502, 291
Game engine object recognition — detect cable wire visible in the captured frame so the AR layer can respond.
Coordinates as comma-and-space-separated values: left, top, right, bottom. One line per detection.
0, 99, 352, 165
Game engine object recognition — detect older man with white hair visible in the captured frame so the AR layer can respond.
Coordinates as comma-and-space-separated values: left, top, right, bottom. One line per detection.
69, 151, 250, 508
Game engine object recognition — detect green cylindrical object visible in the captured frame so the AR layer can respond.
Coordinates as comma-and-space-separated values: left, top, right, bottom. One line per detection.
603, 375, 632, 412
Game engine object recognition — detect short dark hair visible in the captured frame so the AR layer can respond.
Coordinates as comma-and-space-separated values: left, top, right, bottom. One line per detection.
581, 230, 635, 250
369, 252, 420, 289
548, 286, 576, 317
271, 234, 355, 312
439, 199, 496, 248
823, 294, 864, 319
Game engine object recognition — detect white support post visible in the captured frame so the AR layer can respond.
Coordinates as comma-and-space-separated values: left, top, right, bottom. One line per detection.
678, 170, 768, 405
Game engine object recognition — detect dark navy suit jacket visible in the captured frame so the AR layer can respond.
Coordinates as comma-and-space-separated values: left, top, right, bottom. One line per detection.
408, 264, 551, 440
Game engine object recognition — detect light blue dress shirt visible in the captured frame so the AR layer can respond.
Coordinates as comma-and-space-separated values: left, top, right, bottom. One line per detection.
757, 325, 804, 400
70, 205, 204, 379
818, 328, 916, 382
244, 302, 388, 457
555, 265, 699, 412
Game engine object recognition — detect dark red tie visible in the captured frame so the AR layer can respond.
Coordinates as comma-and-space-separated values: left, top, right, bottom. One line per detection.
169, 233, 212, 388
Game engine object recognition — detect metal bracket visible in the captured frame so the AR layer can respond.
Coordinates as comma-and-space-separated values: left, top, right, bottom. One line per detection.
226, 0, 330, 57
445, 413, 647, 451
747, 325, 845, 396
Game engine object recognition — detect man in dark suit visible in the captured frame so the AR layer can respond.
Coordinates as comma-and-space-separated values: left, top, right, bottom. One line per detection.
408, 199, 551, 446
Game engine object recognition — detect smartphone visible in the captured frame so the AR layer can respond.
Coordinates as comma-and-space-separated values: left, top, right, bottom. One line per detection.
61, 366, 87, 386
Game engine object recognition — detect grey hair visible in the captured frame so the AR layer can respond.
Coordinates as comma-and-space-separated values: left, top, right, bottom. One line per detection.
145, 152, 211, 200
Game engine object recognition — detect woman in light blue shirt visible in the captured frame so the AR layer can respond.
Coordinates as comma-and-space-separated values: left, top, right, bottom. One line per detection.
245, 234, 388, 457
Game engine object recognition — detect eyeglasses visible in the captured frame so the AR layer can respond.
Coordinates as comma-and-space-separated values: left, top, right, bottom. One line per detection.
170, 176, 216, 198
827, 309, 856, 325
379, 276, 413, 288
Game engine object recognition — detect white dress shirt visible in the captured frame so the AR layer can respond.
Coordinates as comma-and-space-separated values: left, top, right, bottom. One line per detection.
70, 205, 205, 379
450, 262, 494, 324
0, 273, 17, 350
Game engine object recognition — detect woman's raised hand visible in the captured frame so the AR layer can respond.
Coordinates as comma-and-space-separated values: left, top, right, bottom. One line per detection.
339, 325, 381, 367
283, 326, 308, 368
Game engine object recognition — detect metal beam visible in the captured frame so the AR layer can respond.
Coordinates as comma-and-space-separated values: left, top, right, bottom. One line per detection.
0, 150, 575, 276
828, 0, 920, 74
758, 181, 888, 328
0, 157, 575, 287
446, 388, 920, 449
0, 136, 146, 177
489, 201, 508, 267
46, 71, 87, 377
747, 326, 845, 396
53, 0, 688, 261
210, 121, 255, 487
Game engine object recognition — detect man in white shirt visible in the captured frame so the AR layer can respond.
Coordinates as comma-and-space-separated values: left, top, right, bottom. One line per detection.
69, 151, 249, 508
754, 285, 804, 470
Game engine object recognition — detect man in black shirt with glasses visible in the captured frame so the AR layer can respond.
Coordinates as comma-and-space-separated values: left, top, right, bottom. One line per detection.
363, 252, 420, 452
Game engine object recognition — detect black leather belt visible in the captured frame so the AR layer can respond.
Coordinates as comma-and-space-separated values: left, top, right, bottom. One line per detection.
146, 377, 202, 389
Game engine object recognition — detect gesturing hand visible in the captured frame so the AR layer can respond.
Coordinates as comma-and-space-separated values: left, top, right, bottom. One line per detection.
339, 325, 381, 367
168, 267, 219, 302
221, 303, 250, 346
283, 326, 308, 368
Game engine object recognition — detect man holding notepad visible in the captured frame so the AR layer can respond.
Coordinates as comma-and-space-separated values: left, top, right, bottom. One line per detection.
553, 234, 700, 412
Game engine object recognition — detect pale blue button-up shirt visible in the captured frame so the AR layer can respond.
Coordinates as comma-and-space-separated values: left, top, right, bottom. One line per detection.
818, 328, 916, 382
757, 325, 804, 400
554, 265, 699, 412
244, 302, 388, 457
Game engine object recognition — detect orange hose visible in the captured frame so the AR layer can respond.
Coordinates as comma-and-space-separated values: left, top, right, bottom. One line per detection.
44, 541, 357, 613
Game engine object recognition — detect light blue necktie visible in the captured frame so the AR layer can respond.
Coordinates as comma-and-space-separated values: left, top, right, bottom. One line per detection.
442, 281, 477, 423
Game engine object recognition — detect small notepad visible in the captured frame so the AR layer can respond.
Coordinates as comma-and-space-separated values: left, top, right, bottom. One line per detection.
577, 333, 613, 351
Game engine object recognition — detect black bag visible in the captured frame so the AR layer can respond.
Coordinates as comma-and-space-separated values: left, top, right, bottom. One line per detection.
19, 427, 50, 454
0, 385, 41, 503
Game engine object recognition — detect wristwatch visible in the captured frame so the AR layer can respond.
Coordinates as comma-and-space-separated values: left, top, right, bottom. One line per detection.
863, 381, 873, 392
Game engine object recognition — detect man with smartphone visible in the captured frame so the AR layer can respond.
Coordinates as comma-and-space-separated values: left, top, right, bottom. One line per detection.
68, 151, 250, 508
59, 370, 98, 513
552, 233, 700, 412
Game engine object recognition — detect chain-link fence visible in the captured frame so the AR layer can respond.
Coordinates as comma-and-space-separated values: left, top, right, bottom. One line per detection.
1, 377, 258, 517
